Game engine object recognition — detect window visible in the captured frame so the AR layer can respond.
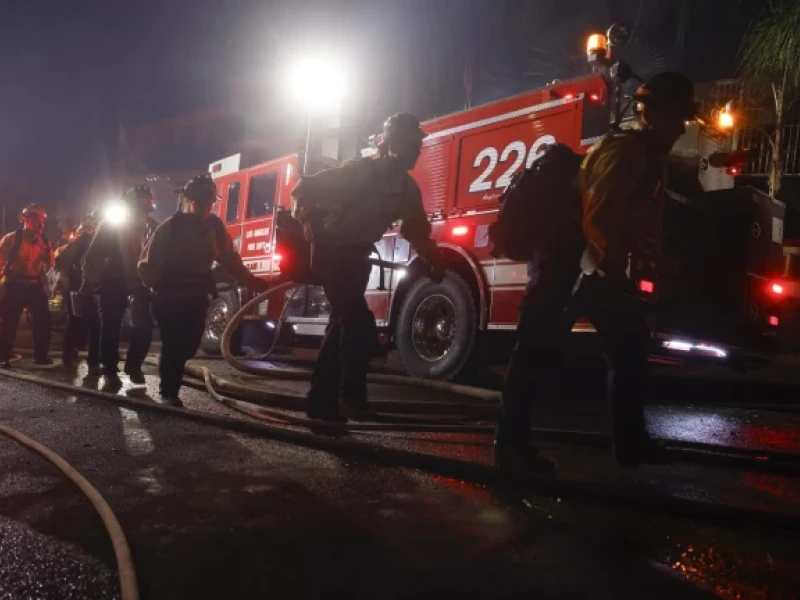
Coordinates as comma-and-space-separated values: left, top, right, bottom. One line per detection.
226, 182, 241, 223
247, 171, 277, 219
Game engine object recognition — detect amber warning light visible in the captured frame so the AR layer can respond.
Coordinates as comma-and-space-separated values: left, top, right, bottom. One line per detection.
586, 34, 608, 56
586, 33, 609, 67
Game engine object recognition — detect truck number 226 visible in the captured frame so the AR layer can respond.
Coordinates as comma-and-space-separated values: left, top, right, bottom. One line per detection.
469, 135, 556, 193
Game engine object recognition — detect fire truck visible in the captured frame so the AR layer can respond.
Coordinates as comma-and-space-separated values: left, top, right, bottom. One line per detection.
204, 36, 788, 379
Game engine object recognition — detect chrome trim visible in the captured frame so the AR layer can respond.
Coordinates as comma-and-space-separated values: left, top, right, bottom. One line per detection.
292, 323, 328, 337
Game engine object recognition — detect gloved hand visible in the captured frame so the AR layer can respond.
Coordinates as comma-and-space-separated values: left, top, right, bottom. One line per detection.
427, 249, 446, 284
248, 277, 271, 295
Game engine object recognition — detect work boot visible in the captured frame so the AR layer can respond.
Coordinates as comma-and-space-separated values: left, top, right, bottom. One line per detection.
34, 358, 55, 366
306, 406, 348, 423
342, 400, 374, 421
124, 364, 146, 385
62, 351, 77, 371
161, 394, 183, 408
306, 392, 348, 423
494, 441, 556, 476
103, 370, 122, 387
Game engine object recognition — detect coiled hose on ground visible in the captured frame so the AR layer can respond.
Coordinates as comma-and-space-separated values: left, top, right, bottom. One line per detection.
0, 423, 139, 600
2, 274, 800, 564
208, 281, 800, 477
2, 366, 800, 533
220, 281, 502, 401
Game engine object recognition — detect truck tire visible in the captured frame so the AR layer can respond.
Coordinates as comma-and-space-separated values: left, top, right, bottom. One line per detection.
201, 289, 243, 356
395, 273, 478, 380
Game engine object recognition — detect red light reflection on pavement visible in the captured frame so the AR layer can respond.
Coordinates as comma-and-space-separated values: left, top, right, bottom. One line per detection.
667, 541, 798, 600
741, 472, 800, 504
738, 424, 800, 454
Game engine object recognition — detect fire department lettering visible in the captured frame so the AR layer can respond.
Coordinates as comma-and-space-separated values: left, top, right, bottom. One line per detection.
246, 241, 270, 252
245, 227, 270, 239
468, 135, 556, 193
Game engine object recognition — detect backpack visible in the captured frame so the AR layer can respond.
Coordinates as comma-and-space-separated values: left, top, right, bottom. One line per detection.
488, 143, 584, 261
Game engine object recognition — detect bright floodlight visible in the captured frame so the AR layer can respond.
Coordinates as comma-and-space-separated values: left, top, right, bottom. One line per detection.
103, 202, 129, 226
290, 57, 346, 109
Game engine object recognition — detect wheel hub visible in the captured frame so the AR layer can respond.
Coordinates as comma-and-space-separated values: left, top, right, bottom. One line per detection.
411, 294, 457, 362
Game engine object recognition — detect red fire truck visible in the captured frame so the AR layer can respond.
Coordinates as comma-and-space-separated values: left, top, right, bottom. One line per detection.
204, 73, 787, 379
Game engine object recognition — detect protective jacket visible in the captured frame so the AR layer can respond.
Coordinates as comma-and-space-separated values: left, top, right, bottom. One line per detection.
138, 212, 260, 299
83, 219, 149, 294
0, 229, 52, 283
291, 157, 438, 260
579, 130, 665, 275
54, 232, 93, 291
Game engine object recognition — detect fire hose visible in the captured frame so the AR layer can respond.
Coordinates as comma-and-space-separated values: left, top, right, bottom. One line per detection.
219, 281, 502, 401
2, 366, 800, 534
0, 423, 139, 600
2, 271, 800, 555
207, 279, 800, 477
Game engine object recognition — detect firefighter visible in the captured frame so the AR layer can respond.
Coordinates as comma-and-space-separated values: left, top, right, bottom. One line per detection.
291, 112, 445, 422
496, 72, 696, 471
81, 185, 156, 385
54, 212, 101, 371
138, 175, 269, 405
0, 204, 53, 367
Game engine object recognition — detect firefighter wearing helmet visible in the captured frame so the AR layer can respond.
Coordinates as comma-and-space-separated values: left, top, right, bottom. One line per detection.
80, 184, 156, 385
290, 112, 446, 422
53, 211, 101, 371
496, 72, 698, 472
138, 174, 269, 405
0, 204, 53, 367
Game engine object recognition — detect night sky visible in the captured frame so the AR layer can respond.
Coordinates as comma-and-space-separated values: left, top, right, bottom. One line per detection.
0, 0, 767, 215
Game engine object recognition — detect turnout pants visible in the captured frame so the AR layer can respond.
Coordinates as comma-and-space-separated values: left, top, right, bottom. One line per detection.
154, 295, 209, 397
307, 248, 376, 415
0, 280, 51, 362
98, 288, 152, 375
62, 291, 100, 366
496, 225, 652, 463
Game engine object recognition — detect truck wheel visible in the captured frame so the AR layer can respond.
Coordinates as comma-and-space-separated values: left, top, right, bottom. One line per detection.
201, 289, 243, 356
395, 273, 478, 380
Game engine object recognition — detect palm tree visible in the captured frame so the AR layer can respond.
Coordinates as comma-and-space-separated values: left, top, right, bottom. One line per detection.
738, 0, 800, 198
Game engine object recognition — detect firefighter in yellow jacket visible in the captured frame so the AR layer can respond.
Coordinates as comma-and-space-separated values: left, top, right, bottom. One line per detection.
497, 72, 694, 471
291, 112, 445, 422
139, 175, 269, 405
0, 204, 53, 367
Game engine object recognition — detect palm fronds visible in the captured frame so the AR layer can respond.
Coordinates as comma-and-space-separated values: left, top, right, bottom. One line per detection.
738, 0, 800, 98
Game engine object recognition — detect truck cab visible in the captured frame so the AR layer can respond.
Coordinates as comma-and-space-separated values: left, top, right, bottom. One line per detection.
200, 153, 299, 353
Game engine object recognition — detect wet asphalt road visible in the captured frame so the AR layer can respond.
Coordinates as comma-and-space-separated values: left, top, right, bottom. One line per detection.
1, 351, 800, 598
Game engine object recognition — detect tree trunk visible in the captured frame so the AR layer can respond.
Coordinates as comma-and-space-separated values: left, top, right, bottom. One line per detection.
769, 73, 787, 199
770, 123, 782, 199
